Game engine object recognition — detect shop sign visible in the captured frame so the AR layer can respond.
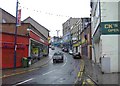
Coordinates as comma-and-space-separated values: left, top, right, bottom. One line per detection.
101, 21, 120, 35
73, 42, 79, 47
40, 38, 45, 43
2, 43, 25, 49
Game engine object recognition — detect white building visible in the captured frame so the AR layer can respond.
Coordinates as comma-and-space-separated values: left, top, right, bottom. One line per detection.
91, 0, 120, 73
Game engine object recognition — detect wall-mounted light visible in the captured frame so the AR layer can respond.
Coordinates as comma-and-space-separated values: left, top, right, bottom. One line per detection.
26, 26, 31, 36
27, 25, 32, 31
27, 28, 30, 31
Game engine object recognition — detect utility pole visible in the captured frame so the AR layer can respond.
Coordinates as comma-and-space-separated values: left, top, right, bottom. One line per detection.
56, 30, 60, 37
13, 0, 19, 69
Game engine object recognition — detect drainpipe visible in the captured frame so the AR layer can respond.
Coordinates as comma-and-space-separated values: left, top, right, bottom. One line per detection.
92, 38, 97, 63
48, 33, 50, 55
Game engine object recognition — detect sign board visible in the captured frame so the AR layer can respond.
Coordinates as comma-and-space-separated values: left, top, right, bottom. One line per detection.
17, 9, 21, 26
32, 48, 38, 56
101, 21, 120, 35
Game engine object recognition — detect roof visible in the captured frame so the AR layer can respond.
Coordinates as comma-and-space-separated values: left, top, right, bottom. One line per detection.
0, 8, 16, 23
23, 16, 50, 32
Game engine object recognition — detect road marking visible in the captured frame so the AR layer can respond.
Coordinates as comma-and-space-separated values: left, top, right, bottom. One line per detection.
13, 78, 34, 86
77, 72, 80, 77
1, 68, 40, 79
61, 62, 66, 67
41, 63, 49, 67
74, 78, 78, 84
42, 55, 68, 76
82, 80, 86, 86
74, 59, 85, 85
42, 70, 56, 76
1, 58, 52, 79
27, 68, 39, 72
86, 79, 95, 86
61, 55, 67, 67
1, 71, 28, 78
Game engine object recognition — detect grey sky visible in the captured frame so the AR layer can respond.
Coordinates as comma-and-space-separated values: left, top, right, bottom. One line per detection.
0, 0, 90, 37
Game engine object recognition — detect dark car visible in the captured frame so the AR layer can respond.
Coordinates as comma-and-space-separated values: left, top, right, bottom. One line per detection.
69, 50, 73, 55
64, 48, 68, 52
62, 48, 64, 51
73, 52, 81, 59
52, 52, 64, 63
51, 46, 55, 50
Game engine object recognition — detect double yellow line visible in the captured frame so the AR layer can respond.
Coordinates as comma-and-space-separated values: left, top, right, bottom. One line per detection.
74, 59, 85, 84
82, 79, 95, 86
74, 59, 96, 86
77, 60, 84, 78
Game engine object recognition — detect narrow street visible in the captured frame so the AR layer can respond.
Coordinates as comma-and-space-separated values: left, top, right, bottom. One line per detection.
1, 0, 119, 85
2, 47, 81, 85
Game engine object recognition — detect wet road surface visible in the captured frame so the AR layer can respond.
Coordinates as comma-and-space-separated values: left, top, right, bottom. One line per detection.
2, 47, 81, 85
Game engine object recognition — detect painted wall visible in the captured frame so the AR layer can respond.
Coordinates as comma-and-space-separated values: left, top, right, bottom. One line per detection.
1, 33, 29, 68
101, 35, 119, 72
101, 1, 119, 22
91, 1, 100, 37
100, 0, 120, 72
23, 17, 49, 39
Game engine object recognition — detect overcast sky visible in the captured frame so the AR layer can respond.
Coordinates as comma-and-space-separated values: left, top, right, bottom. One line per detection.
0, 0, 90, 37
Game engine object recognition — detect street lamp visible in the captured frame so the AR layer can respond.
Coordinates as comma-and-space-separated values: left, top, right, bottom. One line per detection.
13, 0, 19, 69
56, 30, 60, 37
27, 28, 30, 31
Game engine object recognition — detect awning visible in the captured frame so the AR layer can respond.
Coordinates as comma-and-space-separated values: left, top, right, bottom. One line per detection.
73, 42, 79, 47
73, 40, 87, 47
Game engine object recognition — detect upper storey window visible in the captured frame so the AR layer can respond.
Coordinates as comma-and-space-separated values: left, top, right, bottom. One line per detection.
2, 19, 6, 23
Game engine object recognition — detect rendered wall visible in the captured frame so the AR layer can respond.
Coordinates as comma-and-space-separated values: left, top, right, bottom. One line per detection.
100, 0, 120, 72
101, 35, 119, 72
101, 1, 119, 22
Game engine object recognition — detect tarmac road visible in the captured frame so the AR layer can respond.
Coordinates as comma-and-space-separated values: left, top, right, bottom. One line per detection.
2, 47, 81, 85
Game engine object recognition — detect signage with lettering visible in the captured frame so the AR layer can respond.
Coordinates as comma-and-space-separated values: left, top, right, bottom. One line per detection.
40, 38, 45, 43
101, 22, 120, 35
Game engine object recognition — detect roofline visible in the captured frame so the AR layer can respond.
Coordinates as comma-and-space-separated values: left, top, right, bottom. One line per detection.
0, 8, 16, 19
62, 17, 81, 25
2, 23, 48, 39
23, 16, 50, 32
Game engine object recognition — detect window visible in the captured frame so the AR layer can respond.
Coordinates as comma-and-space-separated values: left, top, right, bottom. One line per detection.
2, 19, 6, 23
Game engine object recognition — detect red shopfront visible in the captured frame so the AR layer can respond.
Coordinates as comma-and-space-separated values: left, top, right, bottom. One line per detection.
1, 23, 49, 69
29, 30, 49, 59
1, 33, 29, 69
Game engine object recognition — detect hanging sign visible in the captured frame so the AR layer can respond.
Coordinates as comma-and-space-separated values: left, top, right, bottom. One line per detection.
101, 21, 120, 35
17, 9, 21, 26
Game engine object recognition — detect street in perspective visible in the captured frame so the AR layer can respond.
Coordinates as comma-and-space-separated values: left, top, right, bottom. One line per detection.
0, 0, 120, 86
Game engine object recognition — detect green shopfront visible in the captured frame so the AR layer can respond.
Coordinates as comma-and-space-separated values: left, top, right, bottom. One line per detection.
101, 21, 120, 35
93, 21, 120, 73
101, 21, 120, 73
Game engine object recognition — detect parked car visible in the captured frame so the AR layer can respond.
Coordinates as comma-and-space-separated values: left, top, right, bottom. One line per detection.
69, 50, 73, 55
52, 52, 64, 63
73, 52, 81, 59
51, 46, 55, 50
64, 48, 68, 52
62, 48, 64, 51
49, 45, 51, 48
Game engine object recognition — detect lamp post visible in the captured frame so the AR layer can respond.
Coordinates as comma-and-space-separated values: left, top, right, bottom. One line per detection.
13, 0, 19, 69
56, 30, 60, 37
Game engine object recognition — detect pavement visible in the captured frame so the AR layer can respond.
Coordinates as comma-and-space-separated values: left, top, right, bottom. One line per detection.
1, 56, 52, 79
1, 53, 120, 85
82, 56, 120, 85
